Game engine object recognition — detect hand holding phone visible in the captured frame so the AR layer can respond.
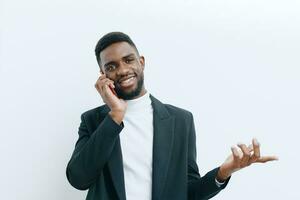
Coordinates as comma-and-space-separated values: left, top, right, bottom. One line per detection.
94, 72, 127, 124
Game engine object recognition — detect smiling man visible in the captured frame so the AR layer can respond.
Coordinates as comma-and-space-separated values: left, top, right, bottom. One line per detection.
66, 32, 278, 200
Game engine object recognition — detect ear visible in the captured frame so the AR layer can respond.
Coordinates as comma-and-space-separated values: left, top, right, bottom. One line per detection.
99, 64, 105, 74
139, 56, 145, 70
97, 58, 104, 74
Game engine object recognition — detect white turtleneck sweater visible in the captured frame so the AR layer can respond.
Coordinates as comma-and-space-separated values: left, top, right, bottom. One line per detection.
119, 91, 153, 200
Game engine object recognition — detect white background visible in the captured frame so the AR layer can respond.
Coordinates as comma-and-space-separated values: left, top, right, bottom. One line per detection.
1, 0, 299, 199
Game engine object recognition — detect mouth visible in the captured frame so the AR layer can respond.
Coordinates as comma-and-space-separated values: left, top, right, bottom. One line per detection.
118, 75, 136, 88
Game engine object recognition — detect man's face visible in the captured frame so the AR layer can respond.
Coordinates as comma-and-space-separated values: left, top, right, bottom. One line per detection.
99, 42, 145, 100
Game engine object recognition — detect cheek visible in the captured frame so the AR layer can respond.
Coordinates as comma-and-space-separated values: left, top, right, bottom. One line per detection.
135, 64, 144, 73
106, 73, 117, 82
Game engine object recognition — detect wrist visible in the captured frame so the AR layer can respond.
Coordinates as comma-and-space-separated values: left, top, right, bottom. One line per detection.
109, 110, 125, 125
217, 165, 231, 182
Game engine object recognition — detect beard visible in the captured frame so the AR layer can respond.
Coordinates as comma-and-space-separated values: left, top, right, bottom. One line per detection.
114, 73, 144, 100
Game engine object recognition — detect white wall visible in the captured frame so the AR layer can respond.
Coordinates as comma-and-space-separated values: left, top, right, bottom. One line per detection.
1, 0, 299, 199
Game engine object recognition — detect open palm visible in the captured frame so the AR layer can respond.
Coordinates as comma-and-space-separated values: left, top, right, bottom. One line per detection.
217, 138, 278, 181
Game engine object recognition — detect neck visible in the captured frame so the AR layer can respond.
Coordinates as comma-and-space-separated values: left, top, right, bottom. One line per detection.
131, 87, 147, 100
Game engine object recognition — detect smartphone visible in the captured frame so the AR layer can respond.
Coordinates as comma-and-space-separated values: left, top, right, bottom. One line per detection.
109, 84, 118, 97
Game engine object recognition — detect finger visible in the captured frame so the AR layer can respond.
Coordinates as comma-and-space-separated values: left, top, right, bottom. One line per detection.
95, 75, 106, 90
231, 146, 241, 162
109, 81, 115, 88
95, 79, 106, 92
97, 74, 106, 85
101, 79, 113, 92
248, 144, 254, 152
102, 79, 116, 95
106, 80, 115, 89
249, 138, 260, 163
99, 74, 106, 79
253, 138, 260, 157
97, 74, 109, 86
99, 78, 112, 88
110, 85, 117, 95
102, 84, 112, 96
256, 156, 279, 163
237, 143, 251, 166
95, 81, 102, 93
96, 78, 113, 95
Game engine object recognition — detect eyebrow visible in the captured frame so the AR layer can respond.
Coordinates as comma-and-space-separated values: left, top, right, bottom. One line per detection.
104, 53, 135, 67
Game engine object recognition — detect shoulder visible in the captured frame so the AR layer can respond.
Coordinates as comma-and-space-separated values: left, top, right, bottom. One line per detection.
164, 103, 193, 118
150, 94, 194, 120
162, 103, 196, 135
80, 104, 108, 121
164, 104, 194, 124
163, 104, 195, 127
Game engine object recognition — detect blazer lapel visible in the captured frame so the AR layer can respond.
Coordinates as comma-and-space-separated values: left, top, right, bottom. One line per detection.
150, 95, 175, 200
98, 105, 126, 200
97, 94, 175, 200
107, 139, 126, 200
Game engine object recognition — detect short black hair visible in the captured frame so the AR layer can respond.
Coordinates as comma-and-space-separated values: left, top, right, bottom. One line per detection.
95, 32, 139, 66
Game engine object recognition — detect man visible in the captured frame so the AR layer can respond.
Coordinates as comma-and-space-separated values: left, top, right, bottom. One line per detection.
66, 32, 278, 200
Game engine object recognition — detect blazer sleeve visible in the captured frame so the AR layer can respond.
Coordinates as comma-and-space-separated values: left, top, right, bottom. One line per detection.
66, 113, 124, 190
187, 113, 230, 200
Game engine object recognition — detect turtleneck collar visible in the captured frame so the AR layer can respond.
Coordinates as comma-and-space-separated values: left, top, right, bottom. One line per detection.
125, 91, 151, 112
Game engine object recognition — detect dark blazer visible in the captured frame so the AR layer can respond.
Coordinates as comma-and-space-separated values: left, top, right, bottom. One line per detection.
66, 94, 230, 200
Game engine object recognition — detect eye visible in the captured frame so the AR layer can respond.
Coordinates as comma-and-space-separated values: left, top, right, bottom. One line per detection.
125, 58, 134, 64
105, 64, 116, 72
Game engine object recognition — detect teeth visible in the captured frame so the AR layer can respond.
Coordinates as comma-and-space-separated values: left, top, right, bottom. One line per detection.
121, 77, 134, 83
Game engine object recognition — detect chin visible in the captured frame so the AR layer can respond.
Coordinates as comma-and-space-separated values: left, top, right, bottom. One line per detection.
116, 76, 144, 100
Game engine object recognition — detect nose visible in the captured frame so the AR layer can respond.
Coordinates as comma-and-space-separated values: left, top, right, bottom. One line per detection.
116, 62, 131, 76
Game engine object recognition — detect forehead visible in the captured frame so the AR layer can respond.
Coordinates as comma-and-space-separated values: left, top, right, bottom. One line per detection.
100, 42, 137, 64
